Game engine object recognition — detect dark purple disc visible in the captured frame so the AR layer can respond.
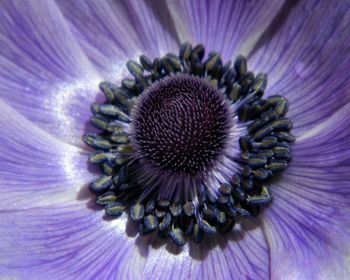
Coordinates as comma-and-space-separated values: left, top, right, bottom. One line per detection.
132, 74, 231, 174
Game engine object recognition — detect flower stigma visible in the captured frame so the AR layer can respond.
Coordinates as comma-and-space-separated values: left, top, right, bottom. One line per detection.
83, 42, 295, 246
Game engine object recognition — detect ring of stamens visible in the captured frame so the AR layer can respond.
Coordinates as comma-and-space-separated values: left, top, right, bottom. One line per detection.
83, 42, 295, 246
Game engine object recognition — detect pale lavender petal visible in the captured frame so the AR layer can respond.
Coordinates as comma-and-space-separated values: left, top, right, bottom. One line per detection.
0, 101, 95, 209
264, 104, 350, 279
1, 197, 268, 280
57, 0, 179, 80
142, 224, 269, 280
1, 203, 270, 280
0, 203, 143, 279
249, 0, 350, 136
167, 0, 286, 60
0, 0, 102, 145
124, 0, 179, 55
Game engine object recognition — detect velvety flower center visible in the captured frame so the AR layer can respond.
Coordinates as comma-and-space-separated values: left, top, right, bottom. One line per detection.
83, 42, 294, 246
132, 74, 231, 174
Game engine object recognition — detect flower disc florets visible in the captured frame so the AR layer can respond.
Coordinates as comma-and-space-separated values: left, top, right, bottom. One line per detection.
132, 74, 231, 174
83, 42, 295, 246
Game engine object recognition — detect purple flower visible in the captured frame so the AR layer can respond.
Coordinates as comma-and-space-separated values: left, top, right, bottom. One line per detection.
1, 0, 350, 279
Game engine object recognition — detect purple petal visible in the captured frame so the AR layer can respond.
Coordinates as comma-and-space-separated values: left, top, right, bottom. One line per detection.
264, 104, 350, 279
0, 101, 96, 209
249, 0, 350, 136
142, 224, 269, 280
167, 0, 286, 60
56, 0, 179, 79
0, 202, 141, 279
0, 197, 270, 279
0, 1, 102, 145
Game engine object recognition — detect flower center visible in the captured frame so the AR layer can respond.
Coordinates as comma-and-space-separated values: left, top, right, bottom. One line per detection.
83, 42, 295, 246
132, 74, 231, 174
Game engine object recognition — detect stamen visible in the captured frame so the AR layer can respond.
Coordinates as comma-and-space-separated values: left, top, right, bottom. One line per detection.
83, 42, 294, 246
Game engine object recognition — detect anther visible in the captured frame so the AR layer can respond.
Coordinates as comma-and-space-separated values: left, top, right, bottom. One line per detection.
90, 176, 112, 194
105, 202, 127, 217
234, 55, 247, 77
170, 227, 186, 246
191, 44, 205, 61
159, 213, 172, 231
179, 42, 192, 61
143, 214, 158, 231
127, 60, 144, 78
130, 204, 145, 221
96, 191, 117, 206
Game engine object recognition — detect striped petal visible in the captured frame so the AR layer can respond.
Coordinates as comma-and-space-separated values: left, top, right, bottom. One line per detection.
0, 203, 143, 279
0, 193, 269, 279
56, 0, 179, 80
264, 104, 350, 279
142, 223, 269, 280
249, 0, 350, 136
0, 0, 102, 145
167, 0, 286, 60
0, 101, 95, 209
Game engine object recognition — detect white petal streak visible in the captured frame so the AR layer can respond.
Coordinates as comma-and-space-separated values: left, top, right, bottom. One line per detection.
0, 1, 101, 144
0, 100, 95, 209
